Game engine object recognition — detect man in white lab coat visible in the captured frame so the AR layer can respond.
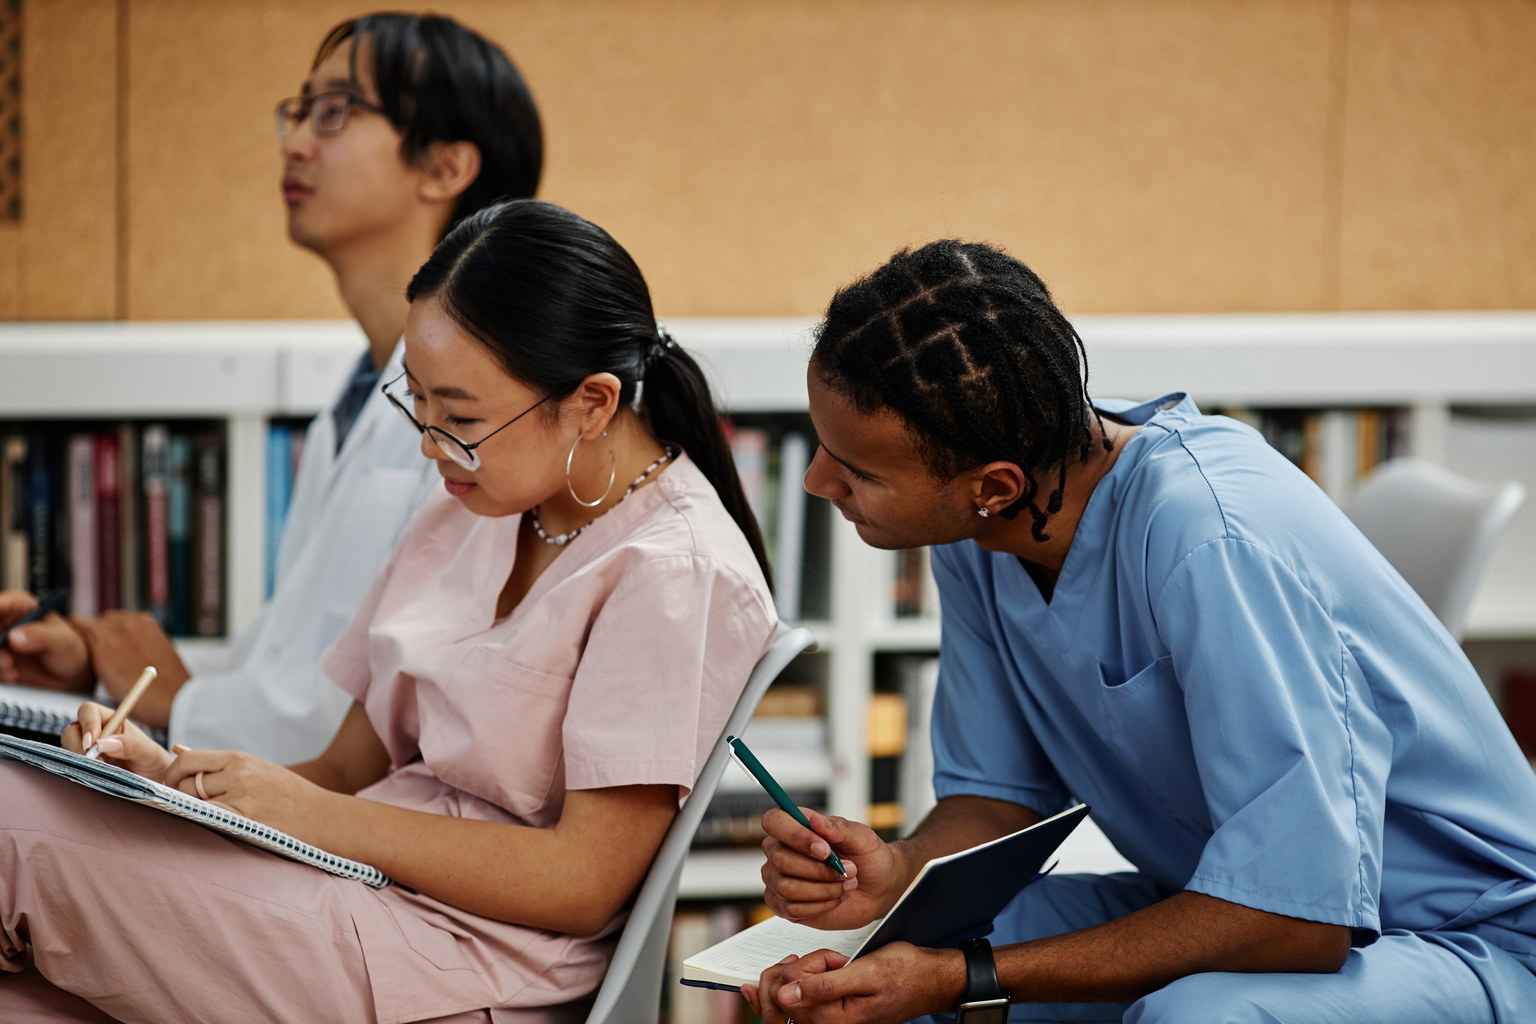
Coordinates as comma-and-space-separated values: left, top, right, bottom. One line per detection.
0, 13, 543, 762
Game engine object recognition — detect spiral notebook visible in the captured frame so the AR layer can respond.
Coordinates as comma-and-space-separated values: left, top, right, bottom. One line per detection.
0, 684, 168, 747
0, 733, 391, 888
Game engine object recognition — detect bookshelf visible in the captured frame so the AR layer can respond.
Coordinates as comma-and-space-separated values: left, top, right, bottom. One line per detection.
4, 312, 1536, 908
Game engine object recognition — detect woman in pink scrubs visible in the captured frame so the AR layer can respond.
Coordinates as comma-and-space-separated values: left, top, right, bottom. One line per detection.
0, 200, 778, 1023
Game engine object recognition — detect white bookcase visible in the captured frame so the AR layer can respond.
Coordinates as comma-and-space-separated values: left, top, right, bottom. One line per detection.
5, 311, 1535, 899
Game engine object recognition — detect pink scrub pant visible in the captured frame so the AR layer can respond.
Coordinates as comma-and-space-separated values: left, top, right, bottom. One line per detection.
0, 762, 564, 1023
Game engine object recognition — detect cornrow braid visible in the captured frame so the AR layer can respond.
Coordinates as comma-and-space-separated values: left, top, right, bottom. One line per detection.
812, 240, 1110, 542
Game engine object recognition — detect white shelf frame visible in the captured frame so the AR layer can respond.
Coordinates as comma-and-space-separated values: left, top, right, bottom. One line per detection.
5, 313, 1535, 900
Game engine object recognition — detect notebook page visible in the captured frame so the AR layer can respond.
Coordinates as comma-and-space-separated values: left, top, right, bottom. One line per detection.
686, 916, 880, 982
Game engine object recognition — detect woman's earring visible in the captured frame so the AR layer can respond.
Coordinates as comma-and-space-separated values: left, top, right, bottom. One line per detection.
567, 430, 618, 508
977, 506, 991, 518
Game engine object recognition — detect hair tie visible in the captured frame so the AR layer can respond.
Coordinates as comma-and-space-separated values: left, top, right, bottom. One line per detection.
645, 321, 679, 368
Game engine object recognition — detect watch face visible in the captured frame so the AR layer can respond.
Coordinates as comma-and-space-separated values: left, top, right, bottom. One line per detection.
957, 997, 1011, 1024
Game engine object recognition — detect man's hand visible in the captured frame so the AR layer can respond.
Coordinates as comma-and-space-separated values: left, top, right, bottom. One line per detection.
0, 589, 93, 691
71, 612, 191, 729
761, 809, 909, 929
742, 943, 965, 1024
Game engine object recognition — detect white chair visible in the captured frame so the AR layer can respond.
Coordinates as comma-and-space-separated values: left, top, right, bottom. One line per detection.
582, 624, 818, 1024
1346, 458, 1526, 641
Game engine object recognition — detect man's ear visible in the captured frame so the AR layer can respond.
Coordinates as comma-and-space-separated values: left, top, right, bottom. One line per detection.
972, 460, 1027, 515
417, 140, 482, 205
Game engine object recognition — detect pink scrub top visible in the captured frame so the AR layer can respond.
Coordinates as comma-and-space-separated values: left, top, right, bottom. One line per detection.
320, 452, 776, 1023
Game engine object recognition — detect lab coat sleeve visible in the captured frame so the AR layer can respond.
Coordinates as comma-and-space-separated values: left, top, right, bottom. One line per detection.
929, 543, 1070, 818
1155, 537, 1387, 933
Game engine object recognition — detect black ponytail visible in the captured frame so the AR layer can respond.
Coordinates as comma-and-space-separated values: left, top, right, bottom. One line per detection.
407, 199, 774, 591
640, 329, 773, 592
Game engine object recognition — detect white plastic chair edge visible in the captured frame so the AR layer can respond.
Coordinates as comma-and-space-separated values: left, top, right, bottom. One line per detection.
582, 623, 818, 1024
1442, 479, 1526, 640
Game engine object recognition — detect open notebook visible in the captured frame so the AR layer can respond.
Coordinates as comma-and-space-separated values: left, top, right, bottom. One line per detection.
682, 803, 1089, 991
0, 683, 168, 747
0, 733, 390, 888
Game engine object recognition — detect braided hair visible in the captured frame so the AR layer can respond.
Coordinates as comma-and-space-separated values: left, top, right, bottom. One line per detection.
812, 240, 1110, 542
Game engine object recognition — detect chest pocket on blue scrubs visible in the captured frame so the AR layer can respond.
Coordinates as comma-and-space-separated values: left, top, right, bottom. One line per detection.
1097, 655, 1211, 833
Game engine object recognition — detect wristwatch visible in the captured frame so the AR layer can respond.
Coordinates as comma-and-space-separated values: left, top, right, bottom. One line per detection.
955, 938, 1010, 1024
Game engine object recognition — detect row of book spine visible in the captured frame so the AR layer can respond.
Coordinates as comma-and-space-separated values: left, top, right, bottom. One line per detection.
0, 424, 226, 637
726, 419, 814, 622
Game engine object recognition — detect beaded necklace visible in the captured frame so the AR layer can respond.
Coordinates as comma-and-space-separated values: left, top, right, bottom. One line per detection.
530, 446, 675, 546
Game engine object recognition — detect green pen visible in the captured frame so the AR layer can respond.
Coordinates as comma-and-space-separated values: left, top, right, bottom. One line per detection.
727, 734, 848, 878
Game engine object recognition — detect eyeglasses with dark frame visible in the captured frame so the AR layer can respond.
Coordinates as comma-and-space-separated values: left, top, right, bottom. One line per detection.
382, 371, 553, 472
274, 90, 392, 140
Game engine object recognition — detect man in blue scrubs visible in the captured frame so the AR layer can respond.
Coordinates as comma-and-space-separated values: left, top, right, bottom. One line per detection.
744, 241, 1536, 1023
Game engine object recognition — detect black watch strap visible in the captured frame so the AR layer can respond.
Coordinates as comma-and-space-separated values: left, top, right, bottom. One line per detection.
959, 938, 1005, 1002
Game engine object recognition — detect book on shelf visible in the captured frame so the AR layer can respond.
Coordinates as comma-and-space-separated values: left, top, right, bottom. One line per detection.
142, 426, 171, 627
867, 692, 908, 835
67, 435, 97, 618
0, 422, 226, 637
167, 433, 194, 635
774, 433, 808, 621
2, 435, 27, 591
26, 430, 56, 596
193, 431, 225, 637
726, 418, 825, 622
118, 424, 141, 614
95, 432, 122, 614
266, 424, 293, 600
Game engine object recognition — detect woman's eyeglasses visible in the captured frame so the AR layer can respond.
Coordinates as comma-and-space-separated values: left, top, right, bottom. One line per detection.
275, 91, 391, 140
382, 371, 551, 472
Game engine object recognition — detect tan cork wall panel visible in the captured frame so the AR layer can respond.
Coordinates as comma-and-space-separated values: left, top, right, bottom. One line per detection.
1, 0, 1532, 319
1337, 0, 1536, 310
7, 0, 117, 319
120, 0, 1340, 318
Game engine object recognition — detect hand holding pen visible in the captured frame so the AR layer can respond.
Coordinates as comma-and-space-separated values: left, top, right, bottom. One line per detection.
728, 735, 847, 876
60, 667, 178, 782
0, 586, 94, 691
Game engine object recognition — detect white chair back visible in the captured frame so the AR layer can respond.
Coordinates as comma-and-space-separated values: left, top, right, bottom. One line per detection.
1346, 457, 1525, 640
581, 624, 818, 1024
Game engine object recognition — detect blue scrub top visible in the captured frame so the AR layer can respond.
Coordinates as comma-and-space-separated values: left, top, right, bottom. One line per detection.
931, 394, 1536, 949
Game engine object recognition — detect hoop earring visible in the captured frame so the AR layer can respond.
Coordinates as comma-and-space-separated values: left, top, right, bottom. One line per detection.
567, 430, 617, 508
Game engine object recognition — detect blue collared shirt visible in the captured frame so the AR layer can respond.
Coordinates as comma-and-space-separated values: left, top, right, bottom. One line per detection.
332, 350, 384, 454
931, 394, 1536, 949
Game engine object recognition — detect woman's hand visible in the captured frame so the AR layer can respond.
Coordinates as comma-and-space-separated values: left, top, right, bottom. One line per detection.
163, 747, 335, 835
61, 701, 175, 781
742, 943, 965, 1024
760, 809, 909, 930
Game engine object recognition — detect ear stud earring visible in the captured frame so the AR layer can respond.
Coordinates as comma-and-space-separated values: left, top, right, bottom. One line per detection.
977, 506, 990, 518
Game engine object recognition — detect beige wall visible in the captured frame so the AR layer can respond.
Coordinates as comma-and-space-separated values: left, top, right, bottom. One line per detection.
4, 0, 1534, 320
